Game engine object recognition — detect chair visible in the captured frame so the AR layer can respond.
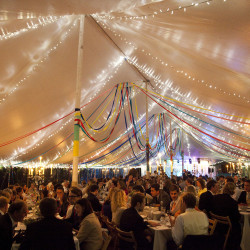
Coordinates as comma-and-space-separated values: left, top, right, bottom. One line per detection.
208, 218, 217, 235
103, 218, 118, 250
182, 235, 220, 250
115, 227, 137, 250
101, 230, 112, 250
209, 212, 232, 250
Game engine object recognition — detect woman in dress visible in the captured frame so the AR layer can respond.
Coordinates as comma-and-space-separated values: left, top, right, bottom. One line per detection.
75, 198, 103, 250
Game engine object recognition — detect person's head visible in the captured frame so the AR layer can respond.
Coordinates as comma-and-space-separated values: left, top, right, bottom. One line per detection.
30, 183, 35, 189
117, 180, 126, 190
63, 180, 70, 188
8, 200, 28, 222
169, 184, 179, 201
219, 175, 225, 182
207, 180, 218, 194
185, 178, 193, 186
75, 198, 93, 219
233, 175, 238, 182
128, 183, 135, 194
196, 178, 205, 190
111, 180, 118, 188
89, 184, 99, 196
47, 182, 54, 191
244, 180, 250, 192
111, 189, 127, 213
0, 190, 11, 203
68, 187, 82, 205
16, 187, 23, 196
41, 189, 49, 199
181, 193, 196, 210
186, 185, 197, 196
223, 182, 235, 195
39, 198, 57, 217
0, 196, 9, 214
56, 185, 65, 200
151, 183, 160, 197
132, 185, 145, 194
131, 193, 145, 212
225, 176, 234, 184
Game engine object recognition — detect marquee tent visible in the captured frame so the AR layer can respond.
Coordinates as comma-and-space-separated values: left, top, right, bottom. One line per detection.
0, 0, 249, 171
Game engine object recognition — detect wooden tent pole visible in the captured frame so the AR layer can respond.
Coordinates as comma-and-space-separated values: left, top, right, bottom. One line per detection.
72, 15, 85, 187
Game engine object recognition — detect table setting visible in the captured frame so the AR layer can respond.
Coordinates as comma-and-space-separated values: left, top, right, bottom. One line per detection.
141, 206, 173, 250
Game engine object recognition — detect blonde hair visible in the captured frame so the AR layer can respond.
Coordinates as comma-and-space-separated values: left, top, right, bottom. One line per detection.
186, 185, 197, 196
223, 182, 235, 195
111, 188, 127, 213
106, 187, 116, 202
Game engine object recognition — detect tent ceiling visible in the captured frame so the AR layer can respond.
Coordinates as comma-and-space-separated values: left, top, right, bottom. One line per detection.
0, 0, 249, 167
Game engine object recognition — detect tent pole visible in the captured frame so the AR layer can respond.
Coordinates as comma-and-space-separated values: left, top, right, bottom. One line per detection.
72, 15, 85, 187
181, 129, 184, 173
146, 81, 150, 178
170, 118, 173, 177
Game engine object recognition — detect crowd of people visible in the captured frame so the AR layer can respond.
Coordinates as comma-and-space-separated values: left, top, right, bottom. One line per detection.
0, 169, 249, 250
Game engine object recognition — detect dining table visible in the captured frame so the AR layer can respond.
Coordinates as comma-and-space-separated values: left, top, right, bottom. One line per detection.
141, 206, 173, 250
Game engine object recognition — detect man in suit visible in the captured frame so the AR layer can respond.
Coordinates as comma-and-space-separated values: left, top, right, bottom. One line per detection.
212, 182, 241, 250
0, 196, 9, 216
150, 183, 170, 210
199, 179, 218, 215
20, 198, 75, 250
0, 200, 28, 250
87, 184, 102, 212
120, 193, 159, 250
238, 179, 250, 204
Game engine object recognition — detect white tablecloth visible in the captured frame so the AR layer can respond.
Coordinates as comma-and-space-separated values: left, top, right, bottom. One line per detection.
149, 220, 172, 250
240, 210, 250, 250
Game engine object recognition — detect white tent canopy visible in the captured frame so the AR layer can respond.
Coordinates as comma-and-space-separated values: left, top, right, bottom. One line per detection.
0, 0, 249, 168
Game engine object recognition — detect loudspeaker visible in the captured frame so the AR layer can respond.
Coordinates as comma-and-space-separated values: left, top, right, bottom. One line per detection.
197, 158, 200, 164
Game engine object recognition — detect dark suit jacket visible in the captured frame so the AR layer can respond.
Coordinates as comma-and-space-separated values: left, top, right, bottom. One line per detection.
238, 191, 246, 204
212, 194, 241, 249
119, 207, 150, 249
87, 193, 102, 212
20, 217, 75, 250
198, 191, 214, 214
150, 190, 170, 210
212, 194, 240, 229
0, 213, 14, 250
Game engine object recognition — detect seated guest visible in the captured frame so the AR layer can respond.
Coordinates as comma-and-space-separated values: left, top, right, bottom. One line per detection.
40, 189, 49, 199
120, 193, 159, 250
150, 183, 170, 210
65, 187, 83, 230
87, 184, 102, 212
238, 179, 250, 204
133, 185, 153, 205
171, 193, 209, 247
75, 198, 103, 250
0, 196, 9, 216
196, 178, 207, 197
0, 190, 11, 203
0, 200, 28, 250
20, 198, 75, 250
56, 185, 69, 218
117, 179, 128, 194
225, 176, 242, 201
111, 188, 127, 226
184, 178, 193, 191
169, 184, 181, 216
102, 187, 116, 221
199, 179, 218, 215
212, 182, 241, 250
47, 182, 55, 198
